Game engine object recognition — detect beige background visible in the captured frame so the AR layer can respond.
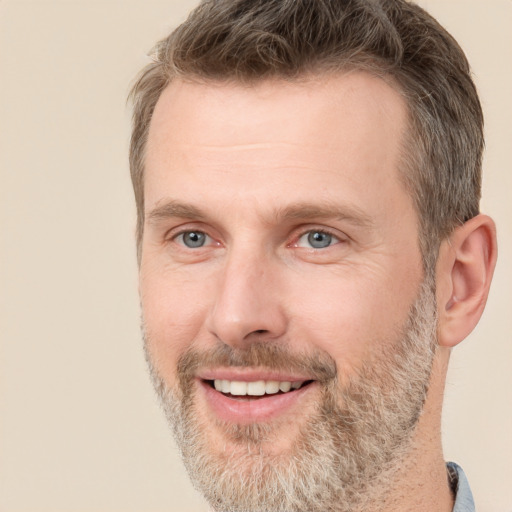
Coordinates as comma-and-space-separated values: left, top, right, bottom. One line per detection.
0, 1, 510, 511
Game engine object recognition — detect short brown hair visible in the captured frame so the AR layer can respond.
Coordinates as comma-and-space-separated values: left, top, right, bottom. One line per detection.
129, 0, 483, 271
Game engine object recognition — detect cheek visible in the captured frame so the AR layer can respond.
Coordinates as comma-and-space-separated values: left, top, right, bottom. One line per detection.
286, 265, 420, 376
139, 262, 210, 382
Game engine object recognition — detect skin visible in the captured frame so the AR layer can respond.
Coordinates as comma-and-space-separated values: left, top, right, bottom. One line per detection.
139, 72, 497, 511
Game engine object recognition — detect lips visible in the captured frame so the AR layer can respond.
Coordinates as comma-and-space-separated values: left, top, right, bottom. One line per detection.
197, 370, 317, 423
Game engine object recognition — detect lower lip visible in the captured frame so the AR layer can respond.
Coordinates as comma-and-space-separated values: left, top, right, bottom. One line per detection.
198, 380, 317, 424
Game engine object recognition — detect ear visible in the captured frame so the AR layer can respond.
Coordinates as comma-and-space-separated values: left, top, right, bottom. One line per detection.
436, 214, 497, 348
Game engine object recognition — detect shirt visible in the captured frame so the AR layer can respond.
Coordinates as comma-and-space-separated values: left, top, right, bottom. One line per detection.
447, 461, 476, 512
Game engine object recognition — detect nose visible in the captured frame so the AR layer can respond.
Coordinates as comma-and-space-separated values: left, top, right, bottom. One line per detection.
205, 248, 288, 348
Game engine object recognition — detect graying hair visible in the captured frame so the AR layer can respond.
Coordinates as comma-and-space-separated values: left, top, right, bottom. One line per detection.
144, 275, 438, 511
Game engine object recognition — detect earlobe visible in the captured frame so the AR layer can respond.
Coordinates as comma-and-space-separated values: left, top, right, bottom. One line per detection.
436, 214, 497, 348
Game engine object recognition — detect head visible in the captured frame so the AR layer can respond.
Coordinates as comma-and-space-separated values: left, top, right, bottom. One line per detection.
129, 1, 497, 511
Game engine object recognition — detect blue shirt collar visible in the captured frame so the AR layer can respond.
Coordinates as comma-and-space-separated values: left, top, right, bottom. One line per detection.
447, 462, 475, 512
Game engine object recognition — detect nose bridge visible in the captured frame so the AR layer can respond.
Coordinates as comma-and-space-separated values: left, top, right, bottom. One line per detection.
207, 240, 286, 346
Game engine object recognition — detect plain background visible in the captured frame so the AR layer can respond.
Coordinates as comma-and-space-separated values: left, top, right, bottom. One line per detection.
1, 1, 510, 511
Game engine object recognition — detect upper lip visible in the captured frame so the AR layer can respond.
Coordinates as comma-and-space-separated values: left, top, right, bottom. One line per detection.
197, 368, 315, 382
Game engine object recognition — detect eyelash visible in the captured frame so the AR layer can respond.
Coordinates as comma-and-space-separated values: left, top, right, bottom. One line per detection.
168, 226, 346, 251
292, 228, 344, 249
171, 229, 214, 249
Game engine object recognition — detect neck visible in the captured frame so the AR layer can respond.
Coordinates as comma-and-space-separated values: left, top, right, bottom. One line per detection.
369, 347, 454, 512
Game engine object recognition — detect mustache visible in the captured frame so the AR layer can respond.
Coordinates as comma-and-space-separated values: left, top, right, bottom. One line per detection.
177, 341, 338, 383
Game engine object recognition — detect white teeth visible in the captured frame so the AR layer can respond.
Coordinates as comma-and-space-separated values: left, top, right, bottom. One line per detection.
247, 380, 266, 396
279, 381, 292, 392
213, 379, 306, 396
230, 381, 247, 396
265, 381, 280, 394
221, 379, 231, 393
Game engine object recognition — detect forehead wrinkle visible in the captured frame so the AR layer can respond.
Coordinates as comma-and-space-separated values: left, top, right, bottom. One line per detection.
178, 142, 300, 151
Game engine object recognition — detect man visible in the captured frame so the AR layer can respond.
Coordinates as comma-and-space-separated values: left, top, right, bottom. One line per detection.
128, 1, 497, 511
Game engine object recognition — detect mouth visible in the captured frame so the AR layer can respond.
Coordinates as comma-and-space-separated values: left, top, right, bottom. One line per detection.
205, 378, 314, 399
198, 375, 317, 423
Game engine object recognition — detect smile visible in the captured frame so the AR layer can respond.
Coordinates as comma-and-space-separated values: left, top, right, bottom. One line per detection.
211, 379, 310, 396
198, 375, 317, 423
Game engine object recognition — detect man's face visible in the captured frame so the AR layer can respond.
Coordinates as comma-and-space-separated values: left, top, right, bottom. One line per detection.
140, 73, 433, 511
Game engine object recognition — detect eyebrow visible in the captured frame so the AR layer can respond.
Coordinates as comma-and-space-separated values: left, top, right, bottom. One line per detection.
275, 202, 374, 228
146, 199, 374, 229
147, 200, 206, 224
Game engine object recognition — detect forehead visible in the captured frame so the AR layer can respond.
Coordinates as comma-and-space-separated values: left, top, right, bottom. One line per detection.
148, 71, 407, 153
145, 72, 411, 224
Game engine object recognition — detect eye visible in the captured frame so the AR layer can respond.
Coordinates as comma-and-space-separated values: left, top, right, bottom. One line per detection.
296, 230, 340, 249
175, 230, 211, 248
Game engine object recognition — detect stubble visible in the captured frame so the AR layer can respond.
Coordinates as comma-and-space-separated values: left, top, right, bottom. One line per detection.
144, 278, 437, 512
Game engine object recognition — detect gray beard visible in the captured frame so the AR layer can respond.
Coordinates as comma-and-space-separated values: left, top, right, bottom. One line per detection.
144, 278, 437, 512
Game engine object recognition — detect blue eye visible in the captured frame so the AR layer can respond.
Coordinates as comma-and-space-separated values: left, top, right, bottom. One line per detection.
177, 231, 209, 248
297, 230, 337, 249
